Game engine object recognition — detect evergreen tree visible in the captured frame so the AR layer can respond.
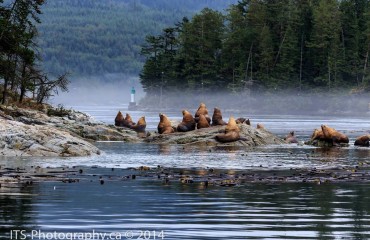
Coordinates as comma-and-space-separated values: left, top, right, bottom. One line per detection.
340, 0, 362, 87
222, 3, 252, 92
180, 8, 225, 91
140, 35, 164, 94
307, 0, 343, 90
361, 1, 370, 86
0, 0, 69, 104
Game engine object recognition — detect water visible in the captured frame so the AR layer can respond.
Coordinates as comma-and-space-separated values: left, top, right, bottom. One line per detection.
2, 143, 370, 171
1, 105, 370, 239
1, 175, 370, 239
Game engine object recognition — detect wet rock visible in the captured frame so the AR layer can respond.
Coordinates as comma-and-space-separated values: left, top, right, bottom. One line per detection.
144, 124, 285, 147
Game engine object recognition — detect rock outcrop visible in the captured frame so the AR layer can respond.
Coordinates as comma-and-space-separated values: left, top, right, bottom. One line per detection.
0, 104, 142, 157
145, 124, 285, 147
0, 118, 100, 157
0, 105, 140, 142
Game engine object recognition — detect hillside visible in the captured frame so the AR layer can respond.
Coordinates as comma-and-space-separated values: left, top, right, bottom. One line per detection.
38, 0, 237, 77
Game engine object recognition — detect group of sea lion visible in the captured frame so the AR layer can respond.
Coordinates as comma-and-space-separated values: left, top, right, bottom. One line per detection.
310, 125, 349, 145
114, 103, 255, 143
158, 103, 250, 143
114, 111, 146, 133
286, 124, 369, 147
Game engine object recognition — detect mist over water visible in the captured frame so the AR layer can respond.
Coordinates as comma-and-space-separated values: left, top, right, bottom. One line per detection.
140, 90, 370, 116
51, 75, 144, 106
52, 79, 370, 116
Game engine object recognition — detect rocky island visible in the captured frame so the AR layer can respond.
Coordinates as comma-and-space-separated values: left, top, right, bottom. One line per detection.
145, 124, 284, 146
0, 103, 286, 157
0, 104, 141, 157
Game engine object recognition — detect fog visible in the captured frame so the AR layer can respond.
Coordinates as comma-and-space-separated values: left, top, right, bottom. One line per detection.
51, 74, 145, 106
51, 78, 370, 117
142, 90, 370, 116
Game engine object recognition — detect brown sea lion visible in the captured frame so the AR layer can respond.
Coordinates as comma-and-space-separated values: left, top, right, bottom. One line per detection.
158, 113, 175, 134
311, 128, 325, 141
256, 123, 264, 129
211, 107, 227, 126
225, 116, 240, 133
197, 114, 210, 129
236, 118, 251, 125
321, 125, 349, 144
177, 110, 196, 132
354, 135, 370, 147
125, 113, 135, 126
114, 111, 124, 126
215, 116, 240, 143
284, 131, 298, 144
130, 116, 146, 133
194, 103, 211, 123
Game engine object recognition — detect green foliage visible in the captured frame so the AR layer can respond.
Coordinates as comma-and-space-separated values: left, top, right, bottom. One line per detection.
140, 0, 370, 94
47, 104, 71, 117
0, 0, 69, 104
181, 8, 225, 90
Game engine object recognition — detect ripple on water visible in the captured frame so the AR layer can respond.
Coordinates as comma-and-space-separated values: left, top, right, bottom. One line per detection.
1, 142, 369, 171
0, 180, 364, 239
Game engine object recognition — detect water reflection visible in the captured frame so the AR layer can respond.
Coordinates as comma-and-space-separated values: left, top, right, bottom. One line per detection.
0, 184, 38, 236
1, 143, 369, 170
1, 176, 369, 239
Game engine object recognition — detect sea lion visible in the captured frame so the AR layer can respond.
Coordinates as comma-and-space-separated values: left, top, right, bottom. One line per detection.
236, 118, 251, 125
125, 113, 135, 127
354, 135, 370, 147
321, 125, 349, 144
197, 114, 210, 129
256, 123, 264, 129
114, 111, 124, 126
215, 116, 240, 143
130, 116, 146, 133
177, 110, 196, 132
311, 128, 325, 141
194, 103, 211, 123
284, 131, 298, 144
225, 116, 240, 133
158, 113, 175, 134
115, 111, 133, 128
211, 107, 227, 126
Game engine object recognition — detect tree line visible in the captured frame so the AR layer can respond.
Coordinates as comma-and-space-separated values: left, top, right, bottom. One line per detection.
0, 0, 68, 105
140, 0, 370, 96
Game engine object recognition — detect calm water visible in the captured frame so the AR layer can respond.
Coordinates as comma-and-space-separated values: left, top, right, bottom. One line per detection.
1, 175, 370, 239
1, 105, 370, 239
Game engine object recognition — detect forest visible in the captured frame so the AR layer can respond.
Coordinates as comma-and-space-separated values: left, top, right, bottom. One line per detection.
140, 0, 370, 95
37, 0, 236, 76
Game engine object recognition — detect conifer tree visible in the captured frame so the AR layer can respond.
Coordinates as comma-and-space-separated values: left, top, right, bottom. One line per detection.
307, 0, 343, 90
